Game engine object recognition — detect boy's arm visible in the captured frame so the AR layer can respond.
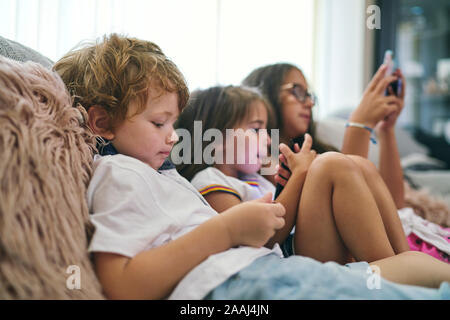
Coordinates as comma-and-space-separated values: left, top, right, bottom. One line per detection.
94, 214, 232, 300
94, 197, 285, 300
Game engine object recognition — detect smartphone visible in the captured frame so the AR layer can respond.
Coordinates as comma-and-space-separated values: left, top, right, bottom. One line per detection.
383, 50, 402, 97
274, 135, 305, 199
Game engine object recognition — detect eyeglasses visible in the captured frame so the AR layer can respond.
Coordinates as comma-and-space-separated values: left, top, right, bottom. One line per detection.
280, 83, 317, 105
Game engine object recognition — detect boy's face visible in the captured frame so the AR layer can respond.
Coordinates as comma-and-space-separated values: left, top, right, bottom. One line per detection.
111, 88, 179, 170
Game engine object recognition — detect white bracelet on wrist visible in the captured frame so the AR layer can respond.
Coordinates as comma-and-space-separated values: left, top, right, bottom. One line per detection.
345, 122, 377, 144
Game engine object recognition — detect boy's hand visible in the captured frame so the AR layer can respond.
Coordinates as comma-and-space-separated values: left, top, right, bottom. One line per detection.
219, 192, 285, 248
350, 64, 402, 129
278, 133, 316, 175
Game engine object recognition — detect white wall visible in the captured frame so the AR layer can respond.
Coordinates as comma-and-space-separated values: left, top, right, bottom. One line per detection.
0, 0, 370, 118
216, 0, 315, 89
0, 0, 315, 91
314, 0, 366, 118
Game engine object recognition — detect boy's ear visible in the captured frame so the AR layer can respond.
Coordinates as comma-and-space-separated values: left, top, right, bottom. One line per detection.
87, 105, 115, 140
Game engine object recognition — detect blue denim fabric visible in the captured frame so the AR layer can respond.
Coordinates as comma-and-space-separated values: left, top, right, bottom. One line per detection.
205, 254, 450, 300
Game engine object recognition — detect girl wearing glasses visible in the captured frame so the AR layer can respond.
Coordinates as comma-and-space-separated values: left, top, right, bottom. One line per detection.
242, 63, 406, 209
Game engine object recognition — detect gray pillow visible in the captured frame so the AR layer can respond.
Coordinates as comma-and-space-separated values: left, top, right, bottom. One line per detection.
0, 36, 53, 69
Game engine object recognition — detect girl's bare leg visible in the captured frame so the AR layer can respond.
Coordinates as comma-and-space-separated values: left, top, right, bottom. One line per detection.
370, 251, 450, 288
294, 152, 395, 264
345, 155, 410, 254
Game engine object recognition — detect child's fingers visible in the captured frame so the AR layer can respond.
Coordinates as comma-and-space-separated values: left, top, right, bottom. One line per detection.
382, 98, 399, 116
301, 133, 313, 152
274, 216, 285, 230
272, 203, 286, 217
274, 175, 287, 187
279, 143, 294, 159
367, 64, 387, 92
277, 165, 291, 181
384, 95, 402, 106
279, 154, 287, 166
255, 192, 273, 203
375, 75, 398, 94
293, 143, 301, 153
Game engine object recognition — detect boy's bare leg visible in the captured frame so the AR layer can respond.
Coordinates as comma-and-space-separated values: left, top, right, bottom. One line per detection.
294, 152, 395, 264
346, 155, 410, 254
370, 251, 450, 288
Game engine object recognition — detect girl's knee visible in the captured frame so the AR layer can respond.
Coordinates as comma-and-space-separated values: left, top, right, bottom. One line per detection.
346, 155, 378, 176
310, 152, 359, 175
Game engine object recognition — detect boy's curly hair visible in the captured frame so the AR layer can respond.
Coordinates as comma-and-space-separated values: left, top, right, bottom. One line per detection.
53, 33, 189, 128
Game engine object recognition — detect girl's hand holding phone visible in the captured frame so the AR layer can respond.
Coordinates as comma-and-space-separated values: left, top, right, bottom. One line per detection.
350, 64, 403, 129
375, 68, 406, 134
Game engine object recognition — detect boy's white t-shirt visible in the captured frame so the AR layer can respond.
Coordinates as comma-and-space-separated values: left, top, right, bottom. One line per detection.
191, 167, 276, 202
191, 167, 297, 240
86, 154, 283, 300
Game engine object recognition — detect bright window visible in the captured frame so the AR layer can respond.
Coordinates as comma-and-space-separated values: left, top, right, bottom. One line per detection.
0, 0, 368, 118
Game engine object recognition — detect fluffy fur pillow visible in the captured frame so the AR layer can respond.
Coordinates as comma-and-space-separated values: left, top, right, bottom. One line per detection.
0, 56, 104, 299
404, 182, 450, 228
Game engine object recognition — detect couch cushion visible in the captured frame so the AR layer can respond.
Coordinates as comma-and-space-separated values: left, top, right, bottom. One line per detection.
0, 36, 53, 69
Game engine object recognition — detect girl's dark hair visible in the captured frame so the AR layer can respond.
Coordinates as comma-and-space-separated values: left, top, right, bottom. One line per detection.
174, 85, 274, 181
242, 63, 337, 153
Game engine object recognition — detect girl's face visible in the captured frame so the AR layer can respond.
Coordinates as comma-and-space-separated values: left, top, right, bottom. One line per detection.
111, 88, 180, 170
279, 68, 314, 140
225, 100, 271, 175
